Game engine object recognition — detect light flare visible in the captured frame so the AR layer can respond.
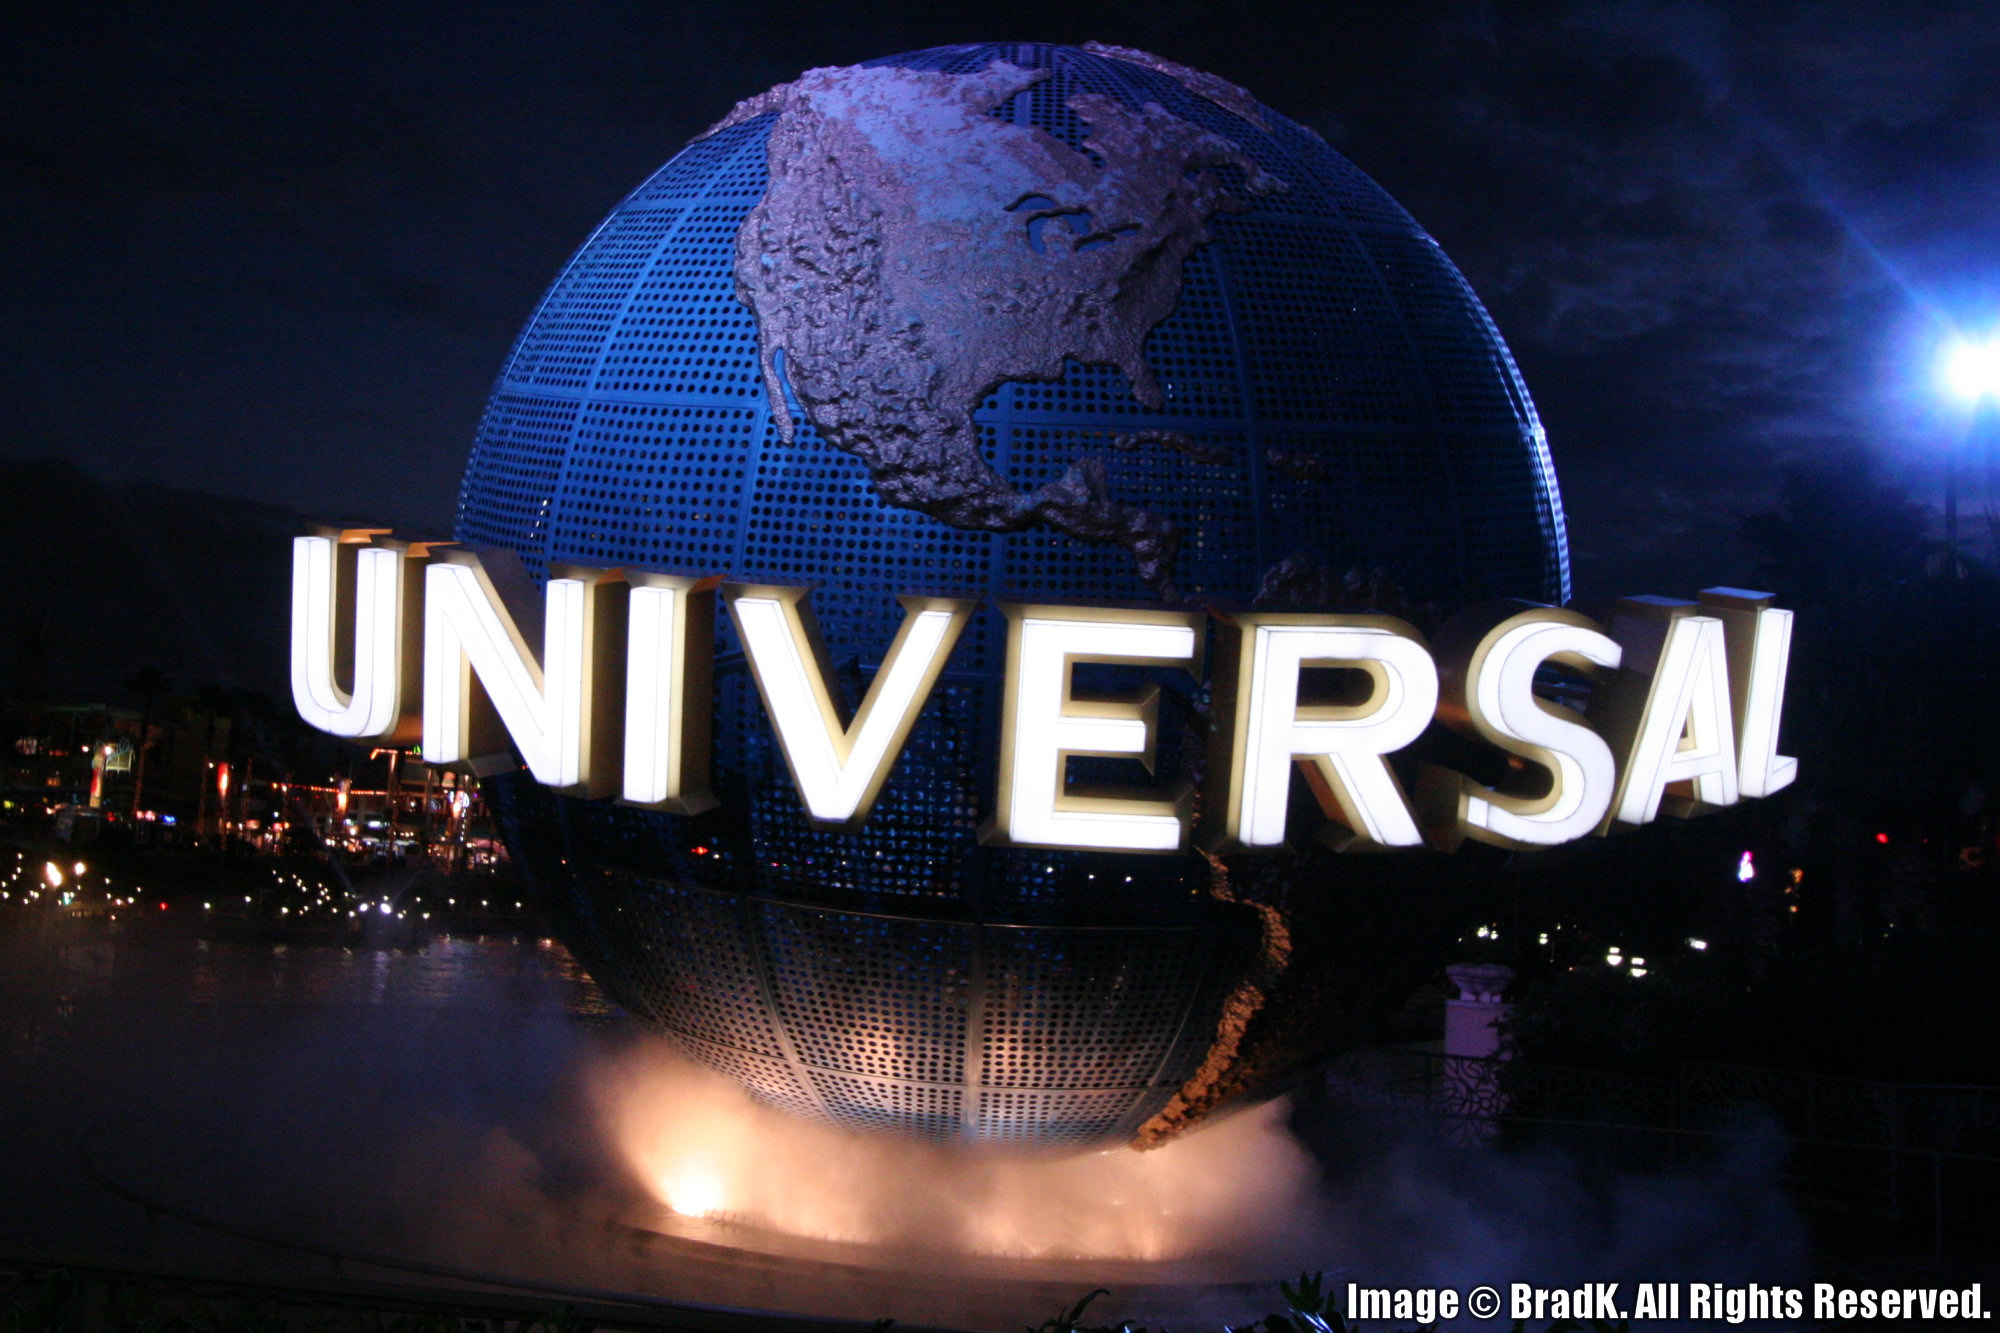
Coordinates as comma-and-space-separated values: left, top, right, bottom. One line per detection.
1943, 337, 2000, 403
660, 1165, 729, 1218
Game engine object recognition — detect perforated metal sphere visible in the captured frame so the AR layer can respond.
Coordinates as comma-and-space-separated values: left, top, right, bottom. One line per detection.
459, 42, 1568, 1148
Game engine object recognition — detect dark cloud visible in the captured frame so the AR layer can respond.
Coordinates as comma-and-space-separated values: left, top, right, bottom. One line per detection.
1, 1, 1994, 596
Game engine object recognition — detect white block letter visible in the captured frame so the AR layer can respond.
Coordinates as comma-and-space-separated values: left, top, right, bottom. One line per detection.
727, 586, 972, 828
1211, 613, 1437, 850
290, 530, 422, 742
1604, 599, 1739, 825
423, 551, 624, 794
990, 604, 1202, 852
1433, 604, 1622, 849
623, 573, 720, 813
1700, 588, 1799, 798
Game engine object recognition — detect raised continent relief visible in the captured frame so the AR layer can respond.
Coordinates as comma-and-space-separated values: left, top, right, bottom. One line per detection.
1080, 42, 1273, 131
720, 60, 1281, 596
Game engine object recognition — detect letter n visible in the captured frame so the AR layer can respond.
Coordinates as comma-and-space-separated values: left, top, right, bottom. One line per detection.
423, 549, 625, 795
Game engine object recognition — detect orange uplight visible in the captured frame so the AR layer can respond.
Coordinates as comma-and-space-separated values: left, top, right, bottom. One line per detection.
217, 763, 231, 800
598, 1043, 1326, 1262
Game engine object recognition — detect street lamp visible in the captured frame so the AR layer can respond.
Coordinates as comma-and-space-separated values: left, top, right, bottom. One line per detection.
1939, 335, 2000, 572
1944, 337, 2000, 403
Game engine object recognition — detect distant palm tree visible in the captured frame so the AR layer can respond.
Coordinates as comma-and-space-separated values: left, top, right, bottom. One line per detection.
122, 666, 169, 815
190, 684, 235, 836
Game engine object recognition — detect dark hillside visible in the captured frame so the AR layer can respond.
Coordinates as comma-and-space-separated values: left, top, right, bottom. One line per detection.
0, 458, 367, 705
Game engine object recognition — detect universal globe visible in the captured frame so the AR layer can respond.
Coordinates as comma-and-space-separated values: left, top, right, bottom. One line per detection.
457, 43, 1567, 1148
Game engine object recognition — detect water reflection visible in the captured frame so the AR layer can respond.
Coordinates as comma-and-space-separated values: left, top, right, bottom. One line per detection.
0, 899, 1816, 1333
0, 921, 613, 1016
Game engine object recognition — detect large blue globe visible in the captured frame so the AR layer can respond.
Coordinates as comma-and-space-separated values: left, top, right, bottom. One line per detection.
457, 42, 1568, 1149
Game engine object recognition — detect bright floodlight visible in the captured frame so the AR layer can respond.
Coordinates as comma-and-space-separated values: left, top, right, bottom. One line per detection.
1944, 337, 2000, 402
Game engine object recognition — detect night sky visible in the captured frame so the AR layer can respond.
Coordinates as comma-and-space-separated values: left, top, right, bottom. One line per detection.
4, 0, 1998, 603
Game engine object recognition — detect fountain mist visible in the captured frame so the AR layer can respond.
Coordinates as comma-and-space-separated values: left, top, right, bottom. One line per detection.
594, 1038, 1330, 1264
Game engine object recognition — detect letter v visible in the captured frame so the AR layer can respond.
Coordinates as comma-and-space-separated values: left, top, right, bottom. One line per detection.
726, 586, 974, 828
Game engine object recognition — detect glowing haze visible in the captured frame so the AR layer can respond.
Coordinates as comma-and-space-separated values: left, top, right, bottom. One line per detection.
594, 1041, 1326, 1262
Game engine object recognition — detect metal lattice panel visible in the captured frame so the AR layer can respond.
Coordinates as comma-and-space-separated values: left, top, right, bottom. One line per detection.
490, 797, 1253, 1148
460, 43, 1567, 1146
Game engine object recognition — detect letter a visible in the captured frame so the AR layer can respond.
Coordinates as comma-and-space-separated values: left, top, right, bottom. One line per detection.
1599, 596, 1739, 826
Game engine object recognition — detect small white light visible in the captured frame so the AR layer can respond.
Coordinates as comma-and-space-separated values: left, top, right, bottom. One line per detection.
1687, 937, 1708, 951
1944, 337, 2000, 402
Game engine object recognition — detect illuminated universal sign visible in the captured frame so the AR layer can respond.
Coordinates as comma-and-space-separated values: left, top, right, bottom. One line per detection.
291, 530, 1796, 854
